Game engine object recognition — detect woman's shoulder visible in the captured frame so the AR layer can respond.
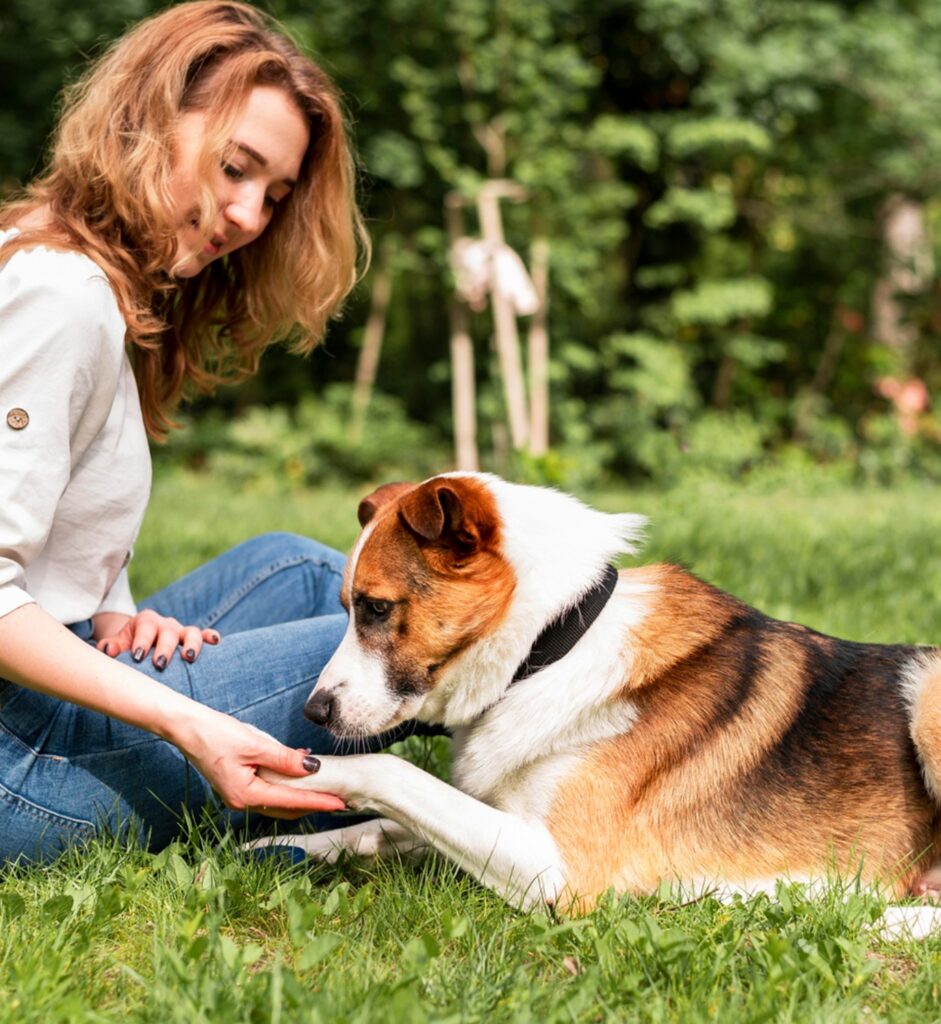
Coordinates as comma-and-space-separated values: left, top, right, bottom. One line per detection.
0, 228, 124, 333
1, 226, 113, 290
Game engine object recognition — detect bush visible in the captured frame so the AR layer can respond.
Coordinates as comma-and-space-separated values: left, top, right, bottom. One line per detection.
155, 385, 449, 490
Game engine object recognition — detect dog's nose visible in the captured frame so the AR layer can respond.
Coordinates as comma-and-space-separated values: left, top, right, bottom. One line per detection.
304, 689, 336, 727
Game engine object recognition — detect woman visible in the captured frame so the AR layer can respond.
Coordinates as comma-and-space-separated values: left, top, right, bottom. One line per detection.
0, 0, 369, 863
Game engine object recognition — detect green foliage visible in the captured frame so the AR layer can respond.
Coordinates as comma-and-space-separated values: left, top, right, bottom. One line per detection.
0, 0, 152, 184
587, 115, 660, 170
644, 186, 737, 232
6, 0, 941, 482
665, 118, 773, 158
156, 385, 448, 490
670, 277, 773, 327
604, 333, 696, 410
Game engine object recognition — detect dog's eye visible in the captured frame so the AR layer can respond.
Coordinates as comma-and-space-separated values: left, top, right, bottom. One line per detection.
364, 599, 392, 620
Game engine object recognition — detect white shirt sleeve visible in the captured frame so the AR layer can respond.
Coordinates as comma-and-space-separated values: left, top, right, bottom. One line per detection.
0, 250, 126, 621
95, 565, 136, 617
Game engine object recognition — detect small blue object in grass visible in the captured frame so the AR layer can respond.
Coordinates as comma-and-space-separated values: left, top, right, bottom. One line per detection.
245, 844, 308, 866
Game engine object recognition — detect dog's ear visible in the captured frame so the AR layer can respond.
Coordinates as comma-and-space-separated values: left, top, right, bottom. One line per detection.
357, 482, 415, 527
398, 478, 492, 555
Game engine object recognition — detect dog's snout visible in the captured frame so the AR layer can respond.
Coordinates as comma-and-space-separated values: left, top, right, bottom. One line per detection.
305, 689, 337, 727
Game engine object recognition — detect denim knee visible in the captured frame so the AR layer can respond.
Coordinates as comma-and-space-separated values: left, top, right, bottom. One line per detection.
242, 532, 347, 576
141, 531, 348, 635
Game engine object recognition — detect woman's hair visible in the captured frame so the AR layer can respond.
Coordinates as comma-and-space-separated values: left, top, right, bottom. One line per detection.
0, 0, 369, 438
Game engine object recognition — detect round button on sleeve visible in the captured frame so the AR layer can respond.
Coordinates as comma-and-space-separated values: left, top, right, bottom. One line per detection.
6, 408, 29, 430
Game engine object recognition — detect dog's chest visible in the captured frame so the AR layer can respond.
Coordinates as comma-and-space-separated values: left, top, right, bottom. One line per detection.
452, 747, 585, 821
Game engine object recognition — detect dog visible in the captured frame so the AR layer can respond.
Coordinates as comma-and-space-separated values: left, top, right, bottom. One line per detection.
251, 473, 941, 922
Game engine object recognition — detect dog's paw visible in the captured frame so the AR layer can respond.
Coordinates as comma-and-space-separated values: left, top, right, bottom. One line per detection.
879, 905, 941, 940
258, 755, 357, 798
259, 754, 401, 813
240, 833, 347, 864
256, 765, 300, 786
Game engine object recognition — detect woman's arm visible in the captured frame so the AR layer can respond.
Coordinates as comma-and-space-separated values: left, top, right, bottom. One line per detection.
0, 602, 344, 817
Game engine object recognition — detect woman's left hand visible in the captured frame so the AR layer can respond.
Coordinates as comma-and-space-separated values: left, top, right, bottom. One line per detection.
93, 609, 220, 670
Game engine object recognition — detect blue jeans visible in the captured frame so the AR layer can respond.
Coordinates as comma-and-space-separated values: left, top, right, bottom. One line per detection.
0, 533, 359, 865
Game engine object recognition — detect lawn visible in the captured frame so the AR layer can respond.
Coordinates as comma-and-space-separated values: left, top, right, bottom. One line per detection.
3, 468, 941, 1023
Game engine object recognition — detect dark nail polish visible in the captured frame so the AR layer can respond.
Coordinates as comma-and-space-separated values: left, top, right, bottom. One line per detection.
207, 633, 220, 644
303, 747, 312, 754
133, 648, 144, 662
303, 755, 321, 773
185, 648, 196, 661
155, 655, 167, 671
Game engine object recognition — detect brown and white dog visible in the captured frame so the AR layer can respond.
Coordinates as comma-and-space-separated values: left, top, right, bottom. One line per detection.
253, 473, 941, 922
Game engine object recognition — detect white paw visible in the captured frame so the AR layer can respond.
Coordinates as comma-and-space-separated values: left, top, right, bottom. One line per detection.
240, 832, 344, 863
258, 754, 366, 803
879, 905, 941, 941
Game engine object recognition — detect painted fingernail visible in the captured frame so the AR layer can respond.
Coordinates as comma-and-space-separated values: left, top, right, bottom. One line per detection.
207, 633, 220, 644
133, 648, 144, 662
184, 648, 196, 661
303, 755, 321, 773
104, 643, 112, 656
155, 655, 167, 671
303, 747, 312, 754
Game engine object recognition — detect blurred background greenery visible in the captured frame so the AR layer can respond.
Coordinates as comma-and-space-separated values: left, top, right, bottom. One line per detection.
5, 0, 941, 490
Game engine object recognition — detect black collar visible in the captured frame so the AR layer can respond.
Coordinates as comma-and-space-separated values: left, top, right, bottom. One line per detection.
510, 564, 620, 685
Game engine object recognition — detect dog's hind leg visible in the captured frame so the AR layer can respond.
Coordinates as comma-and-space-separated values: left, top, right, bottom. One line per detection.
245, 818, 427, 863
260, 753, 567, 910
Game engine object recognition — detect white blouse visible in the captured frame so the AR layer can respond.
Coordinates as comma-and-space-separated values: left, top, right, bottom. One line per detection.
0, 229, 152, 624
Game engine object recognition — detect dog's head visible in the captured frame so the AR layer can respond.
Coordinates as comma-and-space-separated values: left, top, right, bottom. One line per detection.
306, 475, 516, 736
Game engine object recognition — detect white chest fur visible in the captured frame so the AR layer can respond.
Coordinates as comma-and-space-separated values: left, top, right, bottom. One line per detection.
449, 582, 649, 818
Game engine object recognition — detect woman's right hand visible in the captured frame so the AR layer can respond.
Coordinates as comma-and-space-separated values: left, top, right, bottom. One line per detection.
174, 707, 346, 818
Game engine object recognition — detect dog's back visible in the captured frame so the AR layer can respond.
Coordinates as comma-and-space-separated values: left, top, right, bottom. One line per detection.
514, 564, 941, 903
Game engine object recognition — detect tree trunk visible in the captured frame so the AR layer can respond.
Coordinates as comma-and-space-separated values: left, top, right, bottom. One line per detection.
527, 237, 550, 455
477, 185, 529, 450
446, 196, 479, 470
449, 298, 478, 471
871, 194, 932, 367
352, 238, 394, 437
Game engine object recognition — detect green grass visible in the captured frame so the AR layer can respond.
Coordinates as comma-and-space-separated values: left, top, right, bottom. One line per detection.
4, 468, 941, 1022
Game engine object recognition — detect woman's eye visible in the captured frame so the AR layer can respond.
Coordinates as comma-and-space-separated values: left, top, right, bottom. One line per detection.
222, 163, 244, 180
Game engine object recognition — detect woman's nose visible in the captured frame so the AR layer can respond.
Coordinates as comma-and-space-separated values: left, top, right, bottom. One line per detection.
225, 196, 265, 237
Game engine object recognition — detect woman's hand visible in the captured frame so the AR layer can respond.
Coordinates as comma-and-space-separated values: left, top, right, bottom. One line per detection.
1, 604, 344, 820
93, 609, 220, 670
174, 707, 346, 819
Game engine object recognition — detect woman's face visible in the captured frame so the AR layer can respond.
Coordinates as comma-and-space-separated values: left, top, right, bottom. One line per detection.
168, 85, 310, 278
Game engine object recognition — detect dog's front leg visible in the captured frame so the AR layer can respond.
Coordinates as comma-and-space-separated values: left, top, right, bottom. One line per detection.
262, 754, 566, 910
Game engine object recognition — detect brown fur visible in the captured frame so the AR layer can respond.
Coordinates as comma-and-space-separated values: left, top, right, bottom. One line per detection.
350, 478, 516, 696
548, 566, 940, 909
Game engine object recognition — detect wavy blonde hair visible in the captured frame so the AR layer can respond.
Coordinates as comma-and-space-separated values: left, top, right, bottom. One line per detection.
0, 0, 369, 438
